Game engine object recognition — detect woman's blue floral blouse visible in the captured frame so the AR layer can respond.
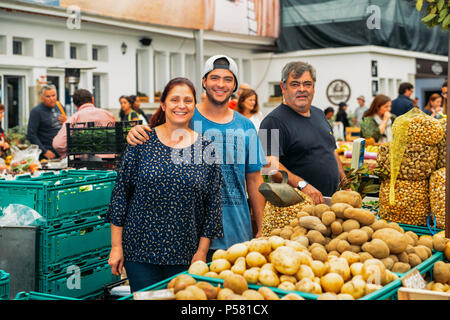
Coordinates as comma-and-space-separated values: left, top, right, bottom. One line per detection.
106, 130, 223, 265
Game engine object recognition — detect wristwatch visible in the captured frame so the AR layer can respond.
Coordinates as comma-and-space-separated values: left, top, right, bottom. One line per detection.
297, 180, 308, 190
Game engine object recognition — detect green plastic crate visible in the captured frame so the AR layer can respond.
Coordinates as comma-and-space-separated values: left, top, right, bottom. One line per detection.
38, 260, 119, 299
38, 210, 111, 273
0, 270, 10, 300
14, 291, 80, 300
0, 169, 116, 224
398, 223, 443, 237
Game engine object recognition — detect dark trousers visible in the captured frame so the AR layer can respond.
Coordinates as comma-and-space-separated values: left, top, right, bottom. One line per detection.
124, 261, 189, 293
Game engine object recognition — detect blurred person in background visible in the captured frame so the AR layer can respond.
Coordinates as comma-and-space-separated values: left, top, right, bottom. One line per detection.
236, 88, 265, 131
335, 102, 350, 134
228, 83, 251, 109
353, 95, 368, 127
423, 93, 443, 119
391, 82, 414, 117
119, 95, 140, 122
442, 80, 447, 113
130, 95, 149, 125
324, 107, 335, 127
360, 94, 395, 143
0, 104, 10, 158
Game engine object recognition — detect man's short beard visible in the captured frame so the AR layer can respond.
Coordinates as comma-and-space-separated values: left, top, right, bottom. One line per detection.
205, 90, 231, 107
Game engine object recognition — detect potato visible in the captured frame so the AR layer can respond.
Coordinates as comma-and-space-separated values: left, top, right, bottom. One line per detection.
257, 287, 280, 300
331, 190, 363, 208
258, 269, 280, 287
295, 278, 316, 293
212, 249, 227, 261
361, 239, 390, 259
417, 237, 433, 251
372, 228, 409, 254
392, 262, 411, 274
226, 243, 249, 264
321, 211, 336, 226
271, 246, 301, 275
246, 251, 267, 268
169, 274, 197, 293
350, 262, 364, 277
281, 293, 305, 300
296, 265, 315, 281
285, 240, 307, 252
336, 240, 351, 254
360, 226, 374, 239
414, 245, 431, 261
280, 275, 297, 284
280, 228, 293, 240
196, 282, 218, 300
217, 288, 235, 300
365, 283, 382, 295
406, 245, 415, 254
431, 282, 446, 292
184, 285, 207, 300
320, 273, 345, 294
188, 260, 209, 276
340, 251, 360, 265
223, 274, 248, 294
317, 292, 339, 300
380, 257, 395, 270
348, 229, 369, 246
248, 239, 272, 256
242, 289, 264, 300
342, 219, 361, 233
219, 270, 235, 280
343, 208, 376, 226
310, 260, 328, 277
432, 235, 446, 252
407, 253, 421, 268
278, 281, 296, 291
337, 293, 355, 300
306, 230, 327, 245
336, 231, 349, 241
361, 259, 386, 285
311, 246, 328, 262
328, 257, 351, 281
370, 220, 389, 231
243, 268, 260, 284
269, 236, 286, 250
314, 204, 331, 219
204, 271, 219, 278
397, 252, 409, 264
210, 258, 231, 274
297, 212, 310, 220
340, 278, 366, 299
405, 231, 419, 245
445, 241, 450, 261
231, 257, 247, 275
299, 216, 327, 233
297, 252, 313, 267
433, 261, 450, 284
326, 238, 340, 253
358, 252, 374, 263
349, 245, 361, 253
387, 222, 404, 233
328, 251, 340, 258
330, 221, 343, 235
291, 228, 308, 240
293, 235, 309, 248
331, 203, 353, 219
302, 205, 315, 215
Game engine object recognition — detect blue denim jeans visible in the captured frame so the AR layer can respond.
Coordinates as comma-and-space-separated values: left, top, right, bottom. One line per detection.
124, 261, 189, 292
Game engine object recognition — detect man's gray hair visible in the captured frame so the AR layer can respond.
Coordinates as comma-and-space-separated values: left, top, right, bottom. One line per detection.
281, 61, 316, 84
41, 84, 57, 95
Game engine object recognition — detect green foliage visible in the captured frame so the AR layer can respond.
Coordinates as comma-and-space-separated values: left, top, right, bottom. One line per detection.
416, 0, 450, 29
338, 164, 389, 199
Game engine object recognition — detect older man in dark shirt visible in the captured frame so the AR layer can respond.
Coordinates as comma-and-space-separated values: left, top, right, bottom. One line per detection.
27, 85, 67, 159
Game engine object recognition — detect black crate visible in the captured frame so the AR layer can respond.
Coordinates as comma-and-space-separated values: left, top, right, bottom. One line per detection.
67, 120, 141, 170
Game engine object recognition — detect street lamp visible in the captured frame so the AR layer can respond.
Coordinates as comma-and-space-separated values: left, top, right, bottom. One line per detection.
121, 42, 127, 55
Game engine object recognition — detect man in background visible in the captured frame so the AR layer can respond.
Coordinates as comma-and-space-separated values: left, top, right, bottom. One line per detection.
353, 95, 368, 127
391, 82, 415, 117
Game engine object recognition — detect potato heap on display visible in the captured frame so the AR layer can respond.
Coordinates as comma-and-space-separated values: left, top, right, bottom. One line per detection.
377, 113, 444, 226
167, 273, 304, 300
423, 261, 450, 293
261, 188, 314, 237
429, 168, 446, 229
188, 191, 450, 300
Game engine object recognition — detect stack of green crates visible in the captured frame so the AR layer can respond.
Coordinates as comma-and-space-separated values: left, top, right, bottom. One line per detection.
0, 169, 120, 299
0, 270, 10, 300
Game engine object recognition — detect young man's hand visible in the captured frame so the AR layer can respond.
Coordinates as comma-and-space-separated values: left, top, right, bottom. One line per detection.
126, 125, 152, 146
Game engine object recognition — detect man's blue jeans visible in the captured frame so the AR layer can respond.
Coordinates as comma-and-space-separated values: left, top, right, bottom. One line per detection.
124, 261, 189, 293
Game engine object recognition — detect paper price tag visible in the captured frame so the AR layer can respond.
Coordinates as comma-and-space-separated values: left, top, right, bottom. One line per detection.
401, 269, 427, 289
133, 289, 176, 300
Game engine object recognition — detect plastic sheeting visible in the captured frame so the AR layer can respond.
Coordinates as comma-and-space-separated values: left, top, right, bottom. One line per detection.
276, 0, 448, 55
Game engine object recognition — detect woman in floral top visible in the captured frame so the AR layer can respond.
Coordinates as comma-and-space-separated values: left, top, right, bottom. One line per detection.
107, 78, 223, 292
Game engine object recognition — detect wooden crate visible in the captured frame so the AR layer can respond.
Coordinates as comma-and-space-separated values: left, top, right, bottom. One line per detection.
398, 287, 450, 300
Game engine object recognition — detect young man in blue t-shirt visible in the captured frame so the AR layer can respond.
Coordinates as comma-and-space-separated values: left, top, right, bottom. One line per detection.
126, 55, 267, 257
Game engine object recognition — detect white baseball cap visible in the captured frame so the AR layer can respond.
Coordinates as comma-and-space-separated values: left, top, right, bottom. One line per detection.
202, 55, 239, 92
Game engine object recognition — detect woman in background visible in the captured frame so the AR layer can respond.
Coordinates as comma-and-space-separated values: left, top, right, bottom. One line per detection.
423, 93, 443, 119
360, 94, 395, 143
236, 89, 264, 131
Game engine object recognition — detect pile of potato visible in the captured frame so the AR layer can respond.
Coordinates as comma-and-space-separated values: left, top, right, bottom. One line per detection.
377, 113, 444, 226
188, 191, 450, 300
167, 273, 304, 300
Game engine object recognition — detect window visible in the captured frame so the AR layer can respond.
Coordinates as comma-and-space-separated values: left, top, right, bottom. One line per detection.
46, 43, 54, 57
13, 40, 22, 55
92, 47, 98, 61
70, 46, 77, 59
